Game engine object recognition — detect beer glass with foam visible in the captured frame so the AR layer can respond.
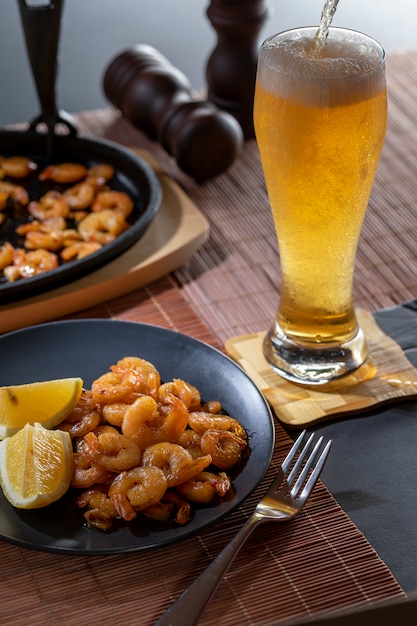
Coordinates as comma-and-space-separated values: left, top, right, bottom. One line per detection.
254, 27, 387, 384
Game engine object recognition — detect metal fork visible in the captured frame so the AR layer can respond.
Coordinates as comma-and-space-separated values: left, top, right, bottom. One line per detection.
155, 430, 332, 626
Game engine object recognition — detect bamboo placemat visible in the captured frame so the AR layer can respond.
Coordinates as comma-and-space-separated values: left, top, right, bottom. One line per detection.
224, 308, 417, 427
0, 279, 404, 626
73, 51, 417, 347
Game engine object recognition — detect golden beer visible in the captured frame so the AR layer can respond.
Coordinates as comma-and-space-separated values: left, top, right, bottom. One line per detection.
254, 28, 387, 383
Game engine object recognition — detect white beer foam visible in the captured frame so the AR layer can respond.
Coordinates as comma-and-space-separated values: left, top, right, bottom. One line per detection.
258, 28, 385, 105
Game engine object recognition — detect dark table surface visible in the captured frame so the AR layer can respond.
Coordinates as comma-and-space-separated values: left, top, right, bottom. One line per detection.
314, 303, 417, 592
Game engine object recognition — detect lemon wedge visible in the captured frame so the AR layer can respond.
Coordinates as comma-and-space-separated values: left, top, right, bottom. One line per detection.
0, 377, 83, 439
0, 422, 73, 509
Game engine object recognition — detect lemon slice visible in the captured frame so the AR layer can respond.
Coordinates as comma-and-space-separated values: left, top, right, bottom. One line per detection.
0, 377, 83, 439
0, 422, 73, 509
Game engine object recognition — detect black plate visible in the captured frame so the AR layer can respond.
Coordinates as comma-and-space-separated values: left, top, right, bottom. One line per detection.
0, 320, 275, 555
0, 131, 162, 304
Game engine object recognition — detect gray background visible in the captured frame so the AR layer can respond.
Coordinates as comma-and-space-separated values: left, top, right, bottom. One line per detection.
0, 0, 415, 126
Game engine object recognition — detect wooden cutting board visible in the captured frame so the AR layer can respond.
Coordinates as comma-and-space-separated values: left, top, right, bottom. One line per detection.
0, 150, 209, 334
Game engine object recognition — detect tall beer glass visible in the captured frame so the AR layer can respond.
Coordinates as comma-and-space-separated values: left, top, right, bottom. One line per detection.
254, 27, 387, 385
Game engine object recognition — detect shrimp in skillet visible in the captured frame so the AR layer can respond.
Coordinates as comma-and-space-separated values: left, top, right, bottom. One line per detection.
39, 162, 87, 183
77, 209, 128, 245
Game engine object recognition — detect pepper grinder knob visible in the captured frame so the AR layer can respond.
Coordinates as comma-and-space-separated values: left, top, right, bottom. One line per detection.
103, 44, 243, 182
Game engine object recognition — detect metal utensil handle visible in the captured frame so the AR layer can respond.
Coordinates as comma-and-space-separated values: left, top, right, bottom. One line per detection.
17, 0, 76, 152
154, 514, 260, 626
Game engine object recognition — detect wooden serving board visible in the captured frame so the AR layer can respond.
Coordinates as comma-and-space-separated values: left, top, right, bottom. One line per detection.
0, 150, 209, 334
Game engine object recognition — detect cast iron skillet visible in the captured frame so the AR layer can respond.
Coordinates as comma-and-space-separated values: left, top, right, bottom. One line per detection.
0, 0, 161, 304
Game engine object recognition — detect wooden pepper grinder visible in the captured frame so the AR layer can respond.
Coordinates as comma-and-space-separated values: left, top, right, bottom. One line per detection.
205, 0, 270, 138
103, 44, 244, 182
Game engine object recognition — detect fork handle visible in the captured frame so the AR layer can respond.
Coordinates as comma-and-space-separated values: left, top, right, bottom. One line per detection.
155, 513, 261, 626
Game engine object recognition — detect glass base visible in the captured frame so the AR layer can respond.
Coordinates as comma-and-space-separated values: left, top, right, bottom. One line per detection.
263, 321, 368, 385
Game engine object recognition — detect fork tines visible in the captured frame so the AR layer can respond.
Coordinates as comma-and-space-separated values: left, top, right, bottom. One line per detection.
280, 430, 332, 501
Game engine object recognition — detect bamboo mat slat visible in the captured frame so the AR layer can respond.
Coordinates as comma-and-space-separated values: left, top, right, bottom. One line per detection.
0, 280, 398, 626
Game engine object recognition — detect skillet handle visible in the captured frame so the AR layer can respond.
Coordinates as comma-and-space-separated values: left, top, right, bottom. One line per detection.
17, 0, 77, 153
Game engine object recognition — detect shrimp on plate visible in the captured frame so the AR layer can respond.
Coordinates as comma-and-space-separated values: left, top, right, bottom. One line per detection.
83, 429, 142, 472
91, 370, 140, 405
176, 429, 203, 459
188, 411, 247, 440
141, 442, 212, 488
121, 391, 189, 449
76, 486, 118, 531
108, 466, 168, 521
200, 429, 247, 469
59, 389, 102, 439
111, 357, 161, 399
71, 452, 113, 489
176, 471, 231, 502
158, 379, 201, 411
143, 490, 192, 525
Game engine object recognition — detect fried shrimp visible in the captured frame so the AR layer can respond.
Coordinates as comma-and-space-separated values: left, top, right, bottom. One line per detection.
91, 371, 139, 405
108, 466, 167, 521
51, 355, 249, 532
158, 379, 201, 410
0, 156, 138, 283
91, 190, 134, 218
111, 357, 161, 398
59, 390, 101, 438
77, 209, 128, 244
142, 490, 193, 525
14, 249, 59, 277
176, 429, 203, 459
71, 452, 112, 489
61, 241, 102, 260
200, 429, 247, 469
0, 156, 37, 178
28, 190, 70, 220
39, 162, 87, 183
83, 430, 142, 471
176, 471, 231, 502
87, 163, 115, 183
22, 227, 64, 252
63, 181, 97, 210
0, 242, 15, 270
0, 181, 29, 206
188, 411, 247, 439
121, 392, 189, 449
76, 487, 118, 531
0, 192, 8, 211
141, 442, 212, 488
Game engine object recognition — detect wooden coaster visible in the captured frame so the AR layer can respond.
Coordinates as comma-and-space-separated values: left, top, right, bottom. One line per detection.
0, 150, 209, 334
225, 309, 417, 427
